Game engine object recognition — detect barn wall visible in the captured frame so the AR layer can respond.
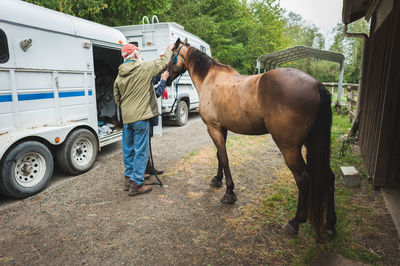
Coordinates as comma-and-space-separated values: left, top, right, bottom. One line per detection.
359, 0, 400, 187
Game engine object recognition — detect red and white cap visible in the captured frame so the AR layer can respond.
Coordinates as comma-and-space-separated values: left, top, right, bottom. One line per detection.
121, 43, 141, 58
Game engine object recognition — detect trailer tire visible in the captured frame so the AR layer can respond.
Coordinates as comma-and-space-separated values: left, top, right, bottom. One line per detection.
57, 128, 98, 175
0, 141, 54, 199
174, 100, 188, 126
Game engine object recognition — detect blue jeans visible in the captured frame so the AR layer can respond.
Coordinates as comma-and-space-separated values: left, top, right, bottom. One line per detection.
122, 120, 150, 185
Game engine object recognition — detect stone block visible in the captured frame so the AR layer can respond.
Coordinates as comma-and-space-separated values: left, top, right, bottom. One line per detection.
340, 166, 360, 188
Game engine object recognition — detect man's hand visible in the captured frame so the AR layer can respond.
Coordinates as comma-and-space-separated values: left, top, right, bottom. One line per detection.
161, 71, 169, 80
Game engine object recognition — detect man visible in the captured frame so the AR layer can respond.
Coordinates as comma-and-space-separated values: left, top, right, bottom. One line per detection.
114, 43, 173, 196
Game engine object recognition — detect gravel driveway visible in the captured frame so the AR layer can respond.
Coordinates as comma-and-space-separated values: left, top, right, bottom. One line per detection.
2, 113, 281, 265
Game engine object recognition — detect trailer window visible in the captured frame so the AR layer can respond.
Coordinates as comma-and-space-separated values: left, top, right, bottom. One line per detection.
0, 29, 9, 63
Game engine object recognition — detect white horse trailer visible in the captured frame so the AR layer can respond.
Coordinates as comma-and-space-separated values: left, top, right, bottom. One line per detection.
116, 17, 212, 126
0, 0, 132, 198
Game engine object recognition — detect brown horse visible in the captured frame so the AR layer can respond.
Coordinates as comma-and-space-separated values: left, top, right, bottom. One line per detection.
166, 38, 336, 240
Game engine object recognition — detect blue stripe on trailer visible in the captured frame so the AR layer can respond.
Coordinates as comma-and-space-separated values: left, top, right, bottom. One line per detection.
2, 90, 91, 102
18, 92, 55, 101
0, 94, 13, 102
59, 90, 85, 98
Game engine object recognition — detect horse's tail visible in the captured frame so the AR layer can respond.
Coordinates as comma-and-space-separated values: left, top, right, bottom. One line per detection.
306, 82, 333, 235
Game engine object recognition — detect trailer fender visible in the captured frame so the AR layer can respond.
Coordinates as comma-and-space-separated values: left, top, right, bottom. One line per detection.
0, 122, 98, 161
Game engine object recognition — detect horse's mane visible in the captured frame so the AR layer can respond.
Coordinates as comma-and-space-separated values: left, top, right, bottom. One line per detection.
186, 45, 234, 80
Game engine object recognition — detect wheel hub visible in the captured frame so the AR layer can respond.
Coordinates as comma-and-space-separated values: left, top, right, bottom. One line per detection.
14, 152, 46, 188
72, 138, 93, 166
21, 163, 33, 176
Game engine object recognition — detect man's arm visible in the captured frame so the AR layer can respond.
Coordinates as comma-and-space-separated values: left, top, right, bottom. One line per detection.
147, 45, 174, 77
152, 74, 161, 85
154, 71, 169, 98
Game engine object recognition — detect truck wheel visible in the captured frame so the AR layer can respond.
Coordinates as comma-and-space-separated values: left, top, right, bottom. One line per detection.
56, 128, 98, 175
174, 100, 188, 126
0, 141, 54, 198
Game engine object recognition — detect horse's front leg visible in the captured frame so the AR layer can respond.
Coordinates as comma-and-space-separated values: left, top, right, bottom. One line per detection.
207, 126, 236, 204
210, 128, 227, 188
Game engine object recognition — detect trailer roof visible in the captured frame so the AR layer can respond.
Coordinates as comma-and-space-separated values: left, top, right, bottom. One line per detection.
0, 0, 126, 46
116, 22, 185, 31
115, 22, 209, 47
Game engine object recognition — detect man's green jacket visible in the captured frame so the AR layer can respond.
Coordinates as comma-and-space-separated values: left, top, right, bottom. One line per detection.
113, 50, 173, 124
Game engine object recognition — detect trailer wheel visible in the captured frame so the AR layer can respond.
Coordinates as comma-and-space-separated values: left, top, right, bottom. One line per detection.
174, 100, 188, 126
57, 128, 98, 175
0, 141, 54, 198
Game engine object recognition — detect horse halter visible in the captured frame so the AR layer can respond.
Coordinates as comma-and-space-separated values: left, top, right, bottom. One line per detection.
167, 44, 183, 72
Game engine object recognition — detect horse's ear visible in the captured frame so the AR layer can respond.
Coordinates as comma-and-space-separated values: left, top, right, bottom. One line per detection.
183, 38, 188, 45
174, 38, 181, 49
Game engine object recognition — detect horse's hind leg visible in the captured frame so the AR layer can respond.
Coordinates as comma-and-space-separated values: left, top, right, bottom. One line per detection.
279, 146, 310, 235
210, 128, 227, 188
207, 126, 236, 204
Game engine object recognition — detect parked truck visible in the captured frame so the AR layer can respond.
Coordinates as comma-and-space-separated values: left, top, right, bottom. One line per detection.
116, 17, 212, 126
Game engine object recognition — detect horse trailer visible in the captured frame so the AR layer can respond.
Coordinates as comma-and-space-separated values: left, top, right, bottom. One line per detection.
116, 17, 212, 126
0, 0, 136, 198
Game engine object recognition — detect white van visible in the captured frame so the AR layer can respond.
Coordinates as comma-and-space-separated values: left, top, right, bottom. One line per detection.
116, 17, 212, 126
0, 0, 144, 198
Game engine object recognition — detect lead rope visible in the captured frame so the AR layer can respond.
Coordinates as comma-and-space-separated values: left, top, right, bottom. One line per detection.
161, 74, 182, 117
148, 135, 163, 186
149, 45, 183, 185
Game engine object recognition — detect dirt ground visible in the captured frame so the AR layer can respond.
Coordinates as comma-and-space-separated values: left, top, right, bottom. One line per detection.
0, 116, 399, 265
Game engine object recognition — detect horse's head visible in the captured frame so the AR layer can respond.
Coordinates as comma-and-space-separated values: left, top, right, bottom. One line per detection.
166, 38, 189, 86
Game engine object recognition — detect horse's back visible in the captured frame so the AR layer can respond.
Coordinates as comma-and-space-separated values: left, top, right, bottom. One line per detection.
258, 68, 321, 145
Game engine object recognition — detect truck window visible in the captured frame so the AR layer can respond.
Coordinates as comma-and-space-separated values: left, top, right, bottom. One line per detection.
0, 29, 9, 63
200, 45, 206, 53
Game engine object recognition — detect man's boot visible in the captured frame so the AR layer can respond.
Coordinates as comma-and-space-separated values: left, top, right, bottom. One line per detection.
128, 181, 152, 196
124, 176, 150, 191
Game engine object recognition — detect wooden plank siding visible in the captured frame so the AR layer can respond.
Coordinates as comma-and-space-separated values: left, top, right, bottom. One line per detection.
359, 0, 400, 187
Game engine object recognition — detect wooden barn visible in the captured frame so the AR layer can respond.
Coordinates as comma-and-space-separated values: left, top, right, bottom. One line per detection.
342, 0, 400, 189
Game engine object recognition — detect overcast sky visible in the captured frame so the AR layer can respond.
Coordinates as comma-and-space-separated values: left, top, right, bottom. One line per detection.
279, 0, 343, 46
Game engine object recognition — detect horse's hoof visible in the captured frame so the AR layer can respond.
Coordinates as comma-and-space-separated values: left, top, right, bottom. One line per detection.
220, 193, 236, 204
326, 227, 337, 238
210, 176, 223, 188
282, 222, 298, 235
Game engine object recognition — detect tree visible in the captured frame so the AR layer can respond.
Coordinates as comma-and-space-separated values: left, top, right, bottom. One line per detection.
330, 20, 369, 83
25, 0, 172, 26
281, 11, 339, 82
159, 0, 288, 74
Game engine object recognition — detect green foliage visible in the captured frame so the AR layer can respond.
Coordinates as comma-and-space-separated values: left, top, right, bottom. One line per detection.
26, 0, 108, 19
281, 10, 341, 82
26, 0, 172, 25
26, 0, 365, 80
159, 0, 288, 74
284, 11, 324, 49
330, 20, 369, 83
